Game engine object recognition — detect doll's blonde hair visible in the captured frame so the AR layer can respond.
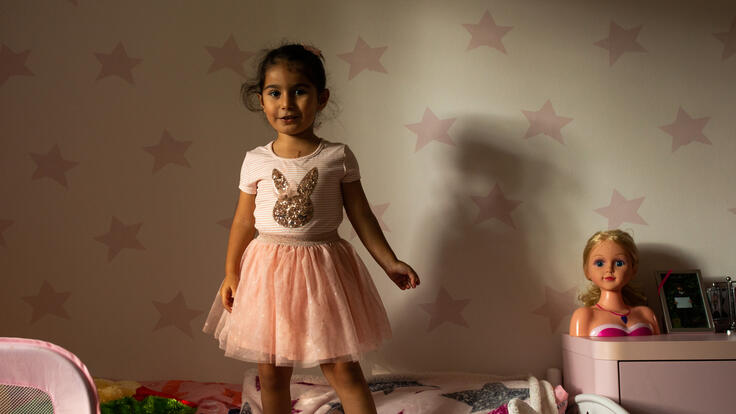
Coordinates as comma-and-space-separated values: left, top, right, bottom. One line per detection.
578, 229, 647, 307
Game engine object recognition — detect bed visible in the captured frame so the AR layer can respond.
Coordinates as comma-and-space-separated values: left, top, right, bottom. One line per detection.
132, 372, 629, 413
1, 337, 629, 413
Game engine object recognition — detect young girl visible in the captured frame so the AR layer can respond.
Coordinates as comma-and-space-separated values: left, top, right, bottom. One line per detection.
569, 230, 660, 337
203, 44, 420, 414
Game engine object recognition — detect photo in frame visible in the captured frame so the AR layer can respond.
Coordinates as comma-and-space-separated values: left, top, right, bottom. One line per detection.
655, 270, 714, 333
706, 281, 733, 332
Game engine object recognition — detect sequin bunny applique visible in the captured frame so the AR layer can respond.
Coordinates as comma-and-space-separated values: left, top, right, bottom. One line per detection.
272, 167, 318, 228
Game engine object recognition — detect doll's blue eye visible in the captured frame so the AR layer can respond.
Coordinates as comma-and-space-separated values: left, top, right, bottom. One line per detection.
615, 260, 625, 267
594, 260, 604, 267
295, 88, 307, 95
267, 90, 280, 97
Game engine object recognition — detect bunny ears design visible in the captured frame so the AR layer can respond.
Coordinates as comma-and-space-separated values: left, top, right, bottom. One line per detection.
272, 168, 318, 197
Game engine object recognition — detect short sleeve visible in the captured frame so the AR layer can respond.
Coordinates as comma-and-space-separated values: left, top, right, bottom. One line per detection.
342, 145, 361, 183
238, 152, 257, 194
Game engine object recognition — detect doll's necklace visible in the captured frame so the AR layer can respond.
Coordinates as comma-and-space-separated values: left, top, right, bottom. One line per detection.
595, 303, 631, 323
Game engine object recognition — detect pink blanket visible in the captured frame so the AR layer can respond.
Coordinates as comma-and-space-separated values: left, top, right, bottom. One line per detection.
139, 379, 242, 411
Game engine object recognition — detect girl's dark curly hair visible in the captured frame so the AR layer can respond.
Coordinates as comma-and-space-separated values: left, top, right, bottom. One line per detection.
241, 44, 327, 112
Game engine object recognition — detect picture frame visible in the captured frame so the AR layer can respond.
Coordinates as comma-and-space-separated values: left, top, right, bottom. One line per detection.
706, 277, 736, 333
655, 270, 714, 333
706, 281, 732, 332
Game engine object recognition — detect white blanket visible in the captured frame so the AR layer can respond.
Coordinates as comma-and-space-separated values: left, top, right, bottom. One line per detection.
239, 372, 560, 414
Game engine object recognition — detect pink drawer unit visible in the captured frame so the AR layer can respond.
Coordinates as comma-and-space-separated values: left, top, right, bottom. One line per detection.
562, 333, 736, 414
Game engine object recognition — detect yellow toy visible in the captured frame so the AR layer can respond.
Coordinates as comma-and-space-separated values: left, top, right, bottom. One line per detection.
93, 378, 141, 403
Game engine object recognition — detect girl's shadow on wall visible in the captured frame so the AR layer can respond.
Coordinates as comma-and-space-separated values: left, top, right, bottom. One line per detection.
378, 115, 582, 376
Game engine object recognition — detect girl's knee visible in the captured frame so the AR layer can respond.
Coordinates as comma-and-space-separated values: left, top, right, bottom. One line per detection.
258, 364, 293, 390
323, 362, 366, 388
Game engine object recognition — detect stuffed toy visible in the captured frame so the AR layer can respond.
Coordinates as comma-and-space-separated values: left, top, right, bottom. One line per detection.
94, 378, 142, 403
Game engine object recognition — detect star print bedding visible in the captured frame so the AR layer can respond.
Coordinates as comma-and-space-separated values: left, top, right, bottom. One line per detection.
238, 372, 564, 414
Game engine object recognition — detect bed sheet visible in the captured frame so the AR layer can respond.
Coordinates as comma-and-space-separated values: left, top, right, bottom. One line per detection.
238, 372, 563, 414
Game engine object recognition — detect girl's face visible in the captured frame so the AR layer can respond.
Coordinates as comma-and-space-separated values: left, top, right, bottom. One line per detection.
584, 240, 635, 292
258, 61, 328, 140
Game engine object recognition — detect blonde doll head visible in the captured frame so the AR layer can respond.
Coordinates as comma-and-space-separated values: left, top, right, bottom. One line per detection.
582, 229, 639, 272
579, 229, 647, 307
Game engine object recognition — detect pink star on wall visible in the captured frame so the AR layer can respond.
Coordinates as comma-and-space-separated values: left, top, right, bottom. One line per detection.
152, 292, 202, 337
1, 43, 34, 86
337, 37, 388, 80
659, 107, 712, 152
532, 286, 578, 332
463, 11, 513, 53
419, 287, 471, 332
348, 203, 390, 239
0, 219, 12, 247
94, 217, 145, 261
594, 21, 647, 66
594, 189, 647, 229
405, 108, 456, 152
205, 35, 253, 78
370, 203, 391, 232
521, 100, 573, 144
471, 184, 522, 228
143, 130, 192, 173
29, 144, 79, 188
94, 42, 142, 85
22, 281, 71, 324
714, 17, 736, 61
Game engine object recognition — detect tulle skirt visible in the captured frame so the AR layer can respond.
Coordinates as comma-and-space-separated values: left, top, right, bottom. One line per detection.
203, 231, 392, 367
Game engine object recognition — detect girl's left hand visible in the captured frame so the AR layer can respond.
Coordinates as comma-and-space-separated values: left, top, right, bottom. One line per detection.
385, 260, 420, 290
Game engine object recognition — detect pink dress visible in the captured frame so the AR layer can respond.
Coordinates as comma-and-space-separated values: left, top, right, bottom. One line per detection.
203, 139, 391, 367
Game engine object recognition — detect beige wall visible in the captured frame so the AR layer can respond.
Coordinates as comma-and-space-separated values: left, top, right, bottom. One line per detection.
1, 0, 735, 382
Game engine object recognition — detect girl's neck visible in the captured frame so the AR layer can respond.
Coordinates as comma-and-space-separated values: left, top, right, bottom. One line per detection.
272, 133, 321, 159
596, 290, 629, 313
276, 131, 320, 144
276, 125, 319, 142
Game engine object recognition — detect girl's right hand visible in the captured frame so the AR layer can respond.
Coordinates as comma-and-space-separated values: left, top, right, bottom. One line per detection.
220, 274, 239, 312
384, 260, 420, 290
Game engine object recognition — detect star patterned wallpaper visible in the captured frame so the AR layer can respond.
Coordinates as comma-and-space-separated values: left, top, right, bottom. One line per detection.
1, 0, 735, 383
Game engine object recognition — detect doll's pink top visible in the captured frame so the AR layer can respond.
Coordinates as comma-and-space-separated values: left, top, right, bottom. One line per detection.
589, 323, 653, 337
239, 139, 359, 236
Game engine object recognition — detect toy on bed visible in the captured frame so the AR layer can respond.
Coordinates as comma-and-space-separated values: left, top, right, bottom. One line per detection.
94, 378, 244, 414
569, 230, 660, 337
